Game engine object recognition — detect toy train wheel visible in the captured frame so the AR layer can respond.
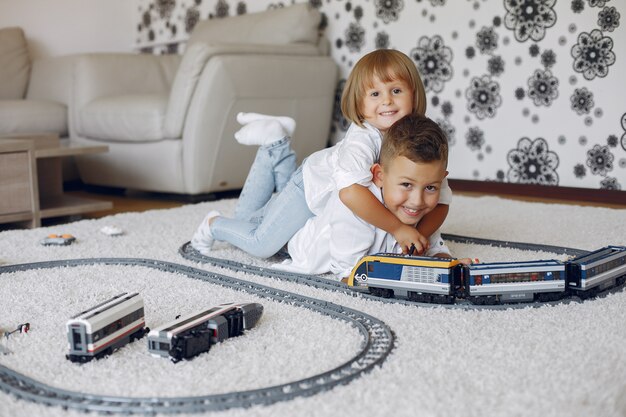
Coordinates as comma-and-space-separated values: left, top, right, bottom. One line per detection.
369, 287, 394, 298
536, 292, 563, 302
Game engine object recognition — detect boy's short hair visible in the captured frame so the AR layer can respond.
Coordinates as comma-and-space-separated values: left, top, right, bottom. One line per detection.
380, 115, 448, 168
341, 49, 427, 127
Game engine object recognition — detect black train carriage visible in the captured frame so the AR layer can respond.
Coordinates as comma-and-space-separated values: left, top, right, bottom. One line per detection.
147, 302, 264, 362
66, 292, 149, 363
566, 245, 626, 298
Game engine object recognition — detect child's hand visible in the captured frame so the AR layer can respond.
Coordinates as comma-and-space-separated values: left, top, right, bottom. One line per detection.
393, 225, 429, 255
457, 257, 480, 265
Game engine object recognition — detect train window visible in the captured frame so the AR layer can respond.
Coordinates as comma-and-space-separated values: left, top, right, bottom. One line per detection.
368, 264, 374, 273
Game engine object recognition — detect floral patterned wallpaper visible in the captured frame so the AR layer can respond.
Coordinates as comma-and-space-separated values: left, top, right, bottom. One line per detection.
135, 0, 625, 191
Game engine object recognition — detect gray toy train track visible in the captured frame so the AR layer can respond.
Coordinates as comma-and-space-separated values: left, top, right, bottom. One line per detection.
0, 258, 394, 414
179, 234, 621, 310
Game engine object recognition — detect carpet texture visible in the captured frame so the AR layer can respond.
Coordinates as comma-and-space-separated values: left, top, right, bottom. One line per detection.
0, 195, 625, 417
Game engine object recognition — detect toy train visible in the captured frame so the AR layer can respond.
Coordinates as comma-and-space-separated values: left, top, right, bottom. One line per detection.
66, 292, 149, 363
66, 295, 263, 363
147, 302, 264, 363
347, 245, 626, 305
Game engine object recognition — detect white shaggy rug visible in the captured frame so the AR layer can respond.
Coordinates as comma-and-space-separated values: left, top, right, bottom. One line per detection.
0, 195, 625, 417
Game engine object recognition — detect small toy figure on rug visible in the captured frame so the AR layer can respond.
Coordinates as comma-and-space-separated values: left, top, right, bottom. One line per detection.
40, 234, 76, 246
1, 322, 31, 354
100, 225, 124, 236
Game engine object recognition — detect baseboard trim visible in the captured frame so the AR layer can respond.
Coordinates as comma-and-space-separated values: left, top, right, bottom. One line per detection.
448, 179, 626, 206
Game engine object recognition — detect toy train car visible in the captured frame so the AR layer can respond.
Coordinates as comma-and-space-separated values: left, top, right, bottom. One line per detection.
66, 292, 149, 362
347, 245, 626, 305
147, 302, 264, 363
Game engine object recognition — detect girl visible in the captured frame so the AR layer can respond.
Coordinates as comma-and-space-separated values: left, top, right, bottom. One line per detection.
192, 49, 452, 258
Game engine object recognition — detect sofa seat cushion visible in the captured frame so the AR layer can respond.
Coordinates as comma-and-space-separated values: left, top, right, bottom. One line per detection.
78, 94, 168, 142
0, 99, 67, 135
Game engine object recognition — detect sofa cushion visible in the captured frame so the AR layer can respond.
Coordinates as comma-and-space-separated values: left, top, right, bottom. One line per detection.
79, 94, 168, 142
0, 27, 31, 100
0, 99, 67, 135
188, 3, 321, 46
163, 43, 211, 139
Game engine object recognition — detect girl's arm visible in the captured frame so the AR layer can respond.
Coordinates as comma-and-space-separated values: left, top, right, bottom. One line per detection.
339, 184, 429, 253
416, 204, 448, 239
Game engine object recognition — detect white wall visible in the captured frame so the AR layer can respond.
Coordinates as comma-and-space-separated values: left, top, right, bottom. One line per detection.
0, 0, 135, 59
135, 0, 626, 191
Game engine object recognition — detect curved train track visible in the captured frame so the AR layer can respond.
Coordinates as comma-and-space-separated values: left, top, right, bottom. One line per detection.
179, 234, 596, 310
0, 235, 618, 414
0, 258, 394, 414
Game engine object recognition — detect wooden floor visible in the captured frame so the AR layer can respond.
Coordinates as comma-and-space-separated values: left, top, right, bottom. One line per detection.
67, 185, 626, 221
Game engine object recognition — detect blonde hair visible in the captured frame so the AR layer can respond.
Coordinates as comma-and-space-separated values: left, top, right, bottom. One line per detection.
341, 49, 426, 128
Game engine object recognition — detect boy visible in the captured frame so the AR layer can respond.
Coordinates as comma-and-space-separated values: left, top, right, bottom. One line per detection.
274, 114, 454, 278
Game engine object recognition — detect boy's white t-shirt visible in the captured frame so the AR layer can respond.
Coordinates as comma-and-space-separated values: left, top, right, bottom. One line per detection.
301, 122, 452, 216
273, 184, 451, 278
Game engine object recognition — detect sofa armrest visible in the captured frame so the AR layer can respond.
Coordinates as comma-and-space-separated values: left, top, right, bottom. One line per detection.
73, 53, 180, 109
27, 55, 77, 105
181, 53, 337, 194
72, 53, 180, 138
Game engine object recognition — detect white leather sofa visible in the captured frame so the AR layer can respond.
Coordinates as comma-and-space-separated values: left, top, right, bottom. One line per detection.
0, 26, 73, 140
70, 4, 337, 195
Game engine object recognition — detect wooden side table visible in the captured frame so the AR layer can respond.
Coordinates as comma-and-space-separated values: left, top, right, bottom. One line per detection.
0, 139, 39, 228
0, 134, 113, 228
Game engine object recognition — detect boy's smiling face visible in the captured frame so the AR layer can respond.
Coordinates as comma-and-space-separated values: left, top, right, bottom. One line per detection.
372, 156, 447, 226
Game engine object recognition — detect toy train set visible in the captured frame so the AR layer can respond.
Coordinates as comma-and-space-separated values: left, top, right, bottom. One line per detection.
347, 245, 626, 305
65, 293, 262, 363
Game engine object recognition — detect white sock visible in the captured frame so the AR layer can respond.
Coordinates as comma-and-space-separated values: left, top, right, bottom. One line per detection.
190, 210, 220, 255
236, 112, 296, 137
234, 119, 289, 146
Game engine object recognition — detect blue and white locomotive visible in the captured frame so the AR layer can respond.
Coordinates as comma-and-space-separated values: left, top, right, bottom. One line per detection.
66, 292, 149, 362
348, 245, 626, 305
147, 302, 264, 362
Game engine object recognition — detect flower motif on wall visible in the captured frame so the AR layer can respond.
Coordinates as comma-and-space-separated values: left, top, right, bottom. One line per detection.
437, 118, 456, 146
375, 0, 404, 24
185, 7, 200, 33
570, 87, 594, 115
430, 0, 446, 6
540, 49, 556, 68
465, 127, 485, 151
571, 29, 616, 80
600, 177, 621, 190
487, 55, 505, 76
588, 0, 609, 7
574, 163, 587, 178
375, 32, 390, 49
345, 22, 365, 52
527, 69, 559, 106
410, 36, 453, 93
215, 0, 229, 17
507, 137, 559, 185
466, 75, 502, 119
598, 7, 620, 32
571, 0, 585, 13
586, 144, 614, 176
504, 0, 557, 42
476, 26, 498, 54
333, 80, 350, 133
155, 0, 175, 18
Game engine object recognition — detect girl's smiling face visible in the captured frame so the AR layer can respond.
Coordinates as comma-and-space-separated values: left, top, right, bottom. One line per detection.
360, 75, 414, 133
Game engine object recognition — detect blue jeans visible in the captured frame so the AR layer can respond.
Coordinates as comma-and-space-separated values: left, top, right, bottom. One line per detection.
211, 138, 314, 258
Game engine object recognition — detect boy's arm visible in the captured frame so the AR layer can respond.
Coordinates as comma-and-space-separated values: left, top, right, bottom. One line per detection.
339, 183, 429, 253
